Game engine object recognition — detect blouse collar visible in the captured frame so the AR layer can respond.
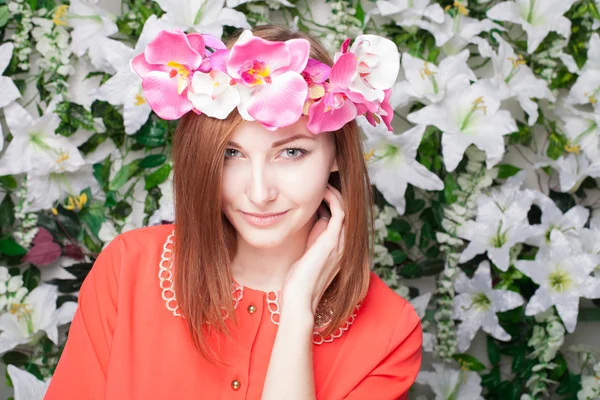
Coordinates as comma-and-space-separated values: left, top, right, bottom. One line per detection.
159, 229, 360, 345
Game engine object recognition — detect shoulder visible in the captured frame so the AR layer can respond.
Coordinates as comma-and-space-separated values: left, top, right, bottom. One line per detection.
115, 223, 175, 253
355, 272, 422, 350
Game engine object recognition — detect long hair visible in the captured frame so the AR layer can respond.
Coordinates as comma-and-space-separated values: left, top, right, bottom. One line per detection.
171, 24, 375, 363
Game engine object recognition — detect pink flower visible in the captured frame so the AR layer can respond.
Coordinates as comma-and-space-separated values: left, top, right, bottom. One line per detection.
301, 58, 331, 114
131, 29, 206, 120
364, 88, 393, 131
226, 30, 310, 129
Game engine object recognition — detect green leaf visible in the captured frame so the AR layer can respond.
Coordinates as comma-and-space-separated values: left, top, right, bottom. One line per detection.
487, 336, 501, 365
405, 199, 425, 214
497, 164, 522, 179
355, 0, 365, 24
139, 154, 167, 169
0, 6, 8, 27
80, 201, 106, 238
546, 131, 568, 160
109, 160, 141, 191
390, 249, 407, 264
0, 194, 15, 232
590, 0, 600, 19
133, 118, 168, 147
0, 175, 17, 190
0, 238, 27, 256
453, 353, 486, 371
512, 351, 525, 373
2, 351, 29, 367
507, 120, 532, 146
403, 231, 416, 248
386, 230, 402, 242
144, 164, 171, 190
444, 174, 459, 203
22, 266, 41, 291
549, 352, 567, 380
389, 218, 411, 235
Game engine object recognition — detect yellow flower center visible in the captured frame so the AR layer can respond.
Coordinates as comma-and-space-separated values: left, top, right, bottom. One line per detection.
53, 5, 69, 26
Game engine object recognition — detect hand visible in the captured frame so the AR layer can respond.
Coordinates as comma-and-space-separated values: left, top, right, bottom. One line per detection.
281, 184, 346, 315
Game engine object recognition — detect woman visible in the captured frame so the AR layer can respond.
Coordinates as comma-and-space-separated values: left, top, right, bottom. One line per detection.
45, 24, 422, 399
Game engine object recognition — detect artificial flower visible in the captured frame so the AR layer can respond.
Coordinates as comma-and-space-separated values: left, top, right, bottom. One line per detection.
416, 363, 484, 400
536, 152, 600, 193
486, 0, 577, 54
453, 260, 525, 352
0, 43, 21, 149
566, 33, 600, 112
373, 0, 445, 30
408, 77, 517, 172
558, 105, 600, 160
7, 364, 50, 400
68, 0, 118, 57
359, 117, 444, 215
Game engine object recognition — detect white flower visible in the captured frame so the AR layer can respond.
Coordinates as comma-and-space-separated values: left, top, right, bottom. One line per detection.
537, 152, 600, 193
416, 363, 484, 400
392, 50, 476, 108
525, 192, 589, 249
418, 7, 502, 55
457, 172, 537, 271
0, 43, 21, 150
188, 70, 241, 119
514, 231, 600, 333
0, 103, 86, 177
94, 16, 175, 134
0, 284, 77, 354
481, 33, 554, 126
558, 105, 600, 160
342, 35, 400, 103
487, 0, 578, 54
566, 33, 600, 112
359, 118, 444, 215
453, 261, 525, 352
68, 0, 118, 57
372, 0, 445, 29
7, 364, 50, 400
410, 292, 435, 352
7, 276, 23, 293
408, 77, 518, 172
148, 169, 175, 225
154, 0, 250, 38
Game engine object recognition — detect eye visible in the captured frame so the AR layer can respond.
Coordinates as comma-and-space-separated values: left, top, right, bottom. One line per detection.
279, 148, 308, 159
224, 149, 241, 159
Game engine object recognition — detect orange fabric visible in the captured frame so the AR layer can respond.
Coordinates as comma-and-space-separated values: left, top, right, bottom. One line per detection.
45, 224, 422, 400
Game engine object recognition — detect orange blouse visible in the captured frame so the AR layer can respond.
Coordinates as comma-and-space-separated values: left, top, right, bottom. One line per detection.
45, 223, 422, 399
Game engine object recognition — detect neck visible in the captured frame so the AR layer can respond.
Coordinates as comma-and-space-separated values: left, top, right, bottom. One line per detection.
231, 212, 319, 292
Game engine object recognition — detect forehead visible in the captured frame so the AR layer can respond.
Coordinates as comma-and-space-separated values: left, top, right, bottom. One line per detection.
228, 118, 332, 147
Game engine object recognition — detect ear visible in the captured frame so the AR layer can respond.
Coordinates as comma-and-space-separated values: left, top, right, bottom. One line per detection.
330, 158, 338, 173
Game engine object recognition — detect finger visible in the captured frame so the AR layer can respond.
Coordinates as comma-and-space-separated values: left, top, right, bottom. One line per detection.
327, 184, 346, 213
322, 188, 345, 240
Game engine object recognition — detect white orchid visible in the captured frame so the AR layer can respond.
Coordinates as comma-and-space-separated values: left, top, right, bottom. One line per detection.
416, 363, 484, 400
359, 118, 444, 215
0, 43, 21, 150
408, 76, 518, 172
566, 33, 600, 112
94, 16, 175, 134
154, 0, 250, 38
68, 0, 118, 57
0, 103, 86, 177
392, 50, 475, 108
526, 192, 589, 249
188, 69, 241, 119
0, 284, 77, 354
480, 33, 554, 126
453, 261, 525, 352
372, 0, 445, 30
514, 231, 600, 333
418, 5, 502, 55
7, 364, 50, 400
487, 0, 578, 54
457, 173, 536, 271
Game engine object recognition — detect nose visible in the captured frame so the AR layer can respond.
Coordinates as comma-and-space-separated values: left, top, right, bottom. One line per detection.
246, 161, 277, 207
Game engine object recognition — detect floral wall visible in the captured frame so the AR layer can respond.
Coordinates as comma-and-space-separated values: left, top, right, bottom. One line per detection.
1, 0, 600, 398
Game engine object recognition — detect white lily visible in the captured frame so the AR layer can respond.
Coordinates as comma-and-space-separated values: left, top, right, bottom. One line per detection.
94, 16, 175, 134
0, 284, 77, 354
0, 103, 86, 177
359, 117, 444, 215
558, 105, 600, 160
416, 363, 484, 400
68, 0, 118, 57
536, 151, 600, 193
566, 33, 600, 112
525, 191, 589, 249
7, 365, 50, 400
453, 260, 525, 352
408, 76, 517, 172
486, 0, 577, 54
392, 50, 475, 108
0, 43, 21, 150
372, 0, 445, 29
154, 0, 250, 38
148, 169, 175, 225
418, 4, 502, 55
457, 173, 536, 271
409, 292, 435, 352
342, 35, 400, 103
514, 230, 599, 333
481, 33, 554, 126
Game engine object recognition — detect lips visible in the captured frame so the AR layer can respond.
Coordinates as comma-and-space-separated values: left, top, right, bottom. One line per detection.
242, 211, 288, 217
240, 210, 289, 227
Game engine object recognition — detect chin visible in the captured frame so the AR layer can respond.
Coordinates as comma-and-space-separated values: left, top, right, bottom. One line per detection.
236, 227, 288, 249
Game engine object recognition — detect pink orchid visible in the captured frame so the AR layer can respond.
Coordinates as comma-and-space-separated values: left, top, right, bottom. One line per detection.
226, 30, 310, 130
306, 52, 360, 134
131, 29, 206, 120
364, 88, 393, 131
301, 58, 331, 114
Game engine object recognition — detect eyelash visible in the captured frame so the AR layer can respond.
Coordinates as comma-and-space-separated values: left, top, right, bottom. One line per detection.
224, 148, 309, 161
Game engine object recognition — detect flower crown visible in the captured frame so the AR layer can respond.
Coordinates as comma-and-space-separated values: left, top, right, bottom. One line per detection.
131, 29, 400, 135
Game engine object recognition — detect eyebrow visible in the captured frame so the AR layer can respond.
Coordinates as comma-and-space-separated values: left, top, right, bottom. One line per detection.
228, 134, 315, 149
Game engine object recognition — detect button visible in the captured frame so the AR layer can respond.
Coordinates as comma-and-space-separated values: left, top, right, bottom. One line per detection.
247, 304, 257, 314
231, 379, 241, 391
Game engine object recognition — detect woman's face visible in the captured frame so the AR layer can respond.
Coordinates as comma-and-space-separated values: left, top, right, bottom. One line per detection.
221, 116, 338, 249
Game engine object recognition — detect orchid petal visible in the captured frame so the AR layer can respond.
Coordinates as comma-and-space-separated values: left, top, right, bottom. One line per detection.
145, 30, 203, 70
141, 71, 194, 120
